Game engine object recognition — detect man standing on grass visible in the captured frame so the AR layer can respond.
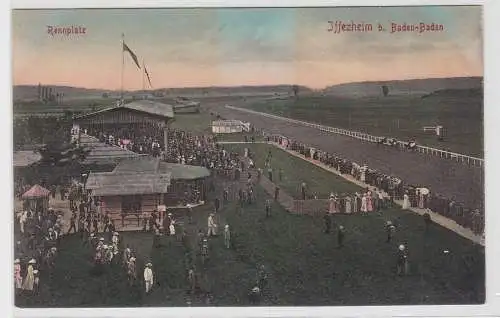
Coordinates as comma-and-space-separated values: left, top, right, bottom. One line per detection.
207, 213, 217, 237
386, 221, 395, 243
224, 225, 231, 249
144, 262, 154, 293
214, 198, 220, 214
223, 188, 229, 204
397, 244, 409, 275
257, 265, 268, 291
267, 167, 273, 182
274, 186, 280, 201
301, 182, 307, 200
337, 226, 345, 248
265, 199, 271, 218
67, 214, 77, 234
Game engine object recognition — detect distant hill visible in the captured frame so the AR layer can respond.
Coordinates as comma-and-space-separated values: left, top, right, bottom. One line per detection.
13, 85, 114, 101
322, 77, 483, 98
421, 87, 483, 99
13, 84, 311, 101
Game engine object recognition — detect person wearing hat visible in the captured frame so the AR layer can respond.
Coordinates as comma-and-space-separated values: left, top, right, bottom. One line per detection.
105, 245, 114, 264
201, 238, 209, 264
127, 257, 137, 286
386, 221, 396, 243
337, 225, 345, 248
274, 186, 280, 201
112, 232, 119, 245
223, 224, 231, 249
265, 199, 272, 218
143, 262, 154, 293
353, 192, 360, 213
328, 193, 336, 214
22, 259, 36, 291
360, 193, 368, 215
397, 244, 409, 275
169, 218, 176, 236
123, 246, 132, 266
256, 265, 268, 291
46, 228, 57, 242
163, 213, 172, 235
33, 269, 40, 294
187, 268, 196, 295
14, 259, 22, 290
207, 213, 217, 237
45, 247, 57, 268
248, 286, 261, 305
402, 191, 411, 210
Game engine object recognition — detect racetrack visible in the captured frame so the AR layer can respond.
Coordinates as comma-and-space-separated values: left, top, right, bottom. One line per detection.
205, 100, 483, 209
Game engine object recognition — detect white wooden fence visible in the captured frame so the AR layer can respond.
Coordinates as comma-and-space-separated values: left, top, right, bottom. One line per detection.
224, 105, 484, 167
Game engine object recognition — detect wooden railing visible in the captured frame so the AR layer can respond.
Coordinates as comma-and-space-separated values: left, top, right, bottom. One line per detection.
225, 105, 484, 167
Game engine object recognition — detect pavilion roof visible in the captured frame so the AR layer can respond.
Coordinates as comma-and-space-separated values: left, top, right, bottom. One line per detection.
86, 157, 210, 196
74, 100, 174, 121
22, 184, 50, 199
13, 150, 42, 168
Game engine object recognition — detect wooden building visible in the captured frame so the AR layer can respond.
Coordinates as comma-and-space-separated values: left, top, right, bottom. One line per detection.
86, 157, 210, 226
73, 100, 174, 151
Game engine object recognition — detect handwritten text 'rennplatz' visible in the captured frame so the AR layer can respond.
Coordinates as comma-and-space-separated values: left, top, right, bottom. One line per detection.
47, 25, 87, 36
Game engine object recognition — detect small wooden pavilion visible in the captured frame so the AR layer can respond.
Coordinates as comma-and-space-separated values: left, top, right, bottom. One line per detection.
21, 184, 50, 212
86, 157, 210, 226
73, 100, 174, 151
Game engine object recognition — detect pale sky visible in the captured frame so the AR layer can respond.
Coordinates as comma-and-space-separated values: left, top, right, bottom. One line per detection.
12, 6, 483, 90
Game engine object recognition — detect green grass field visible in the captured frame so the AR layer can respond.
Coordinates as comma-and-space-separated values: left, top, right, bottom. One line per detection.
222, 143, 361, 199
16, 187, 484, 307
245, 94, 483, 157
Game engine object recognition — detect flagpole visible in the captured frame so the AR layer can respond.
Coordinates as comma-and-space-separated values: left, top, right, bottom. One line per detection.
142, 59, 145, 92
120, 33, 125, 103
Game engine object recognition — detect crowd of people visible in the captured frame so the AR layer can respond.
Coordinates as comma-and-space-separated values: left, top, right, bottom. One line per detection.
14, 205, 63, 295
266, 134, 484, 236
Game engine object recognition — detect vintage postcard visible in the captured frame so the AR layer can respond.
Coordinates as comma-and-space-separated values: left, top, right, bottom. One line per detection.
12, 5, 486, 310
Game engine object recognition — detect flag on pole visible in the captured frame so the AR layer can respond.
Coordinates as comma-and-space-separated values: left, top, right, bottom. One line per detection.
123, 41, 141, 69
144, 64, 153, 88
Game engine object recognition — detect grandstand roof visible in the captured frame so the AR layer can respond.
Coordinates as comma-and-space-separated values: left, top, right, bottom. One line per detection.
86, 157, 210, 196
74, 100, 174, 121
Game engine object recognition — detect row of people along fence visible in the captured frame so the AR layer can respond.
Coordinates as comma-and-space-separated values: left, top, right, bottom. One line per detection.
262, 134, 484, 238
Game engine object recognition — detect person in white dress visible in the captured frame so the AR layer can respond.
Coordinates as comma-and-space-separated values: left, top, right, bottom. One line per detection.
402, 192, 411, 210
360, 194, 368, 214
22, 259, 36, 291
169, 219, 176, 236
345, 195, 352, 214
143, 263, 154, 293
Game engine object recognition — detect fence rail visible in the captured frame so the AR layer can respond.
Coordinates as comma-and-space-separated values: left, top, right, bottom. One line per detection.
225, 105, 484, 167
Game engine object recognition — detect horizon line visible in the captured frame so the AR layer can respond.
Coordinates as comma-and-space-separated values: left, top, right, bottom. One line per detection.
13, 75, 484, 92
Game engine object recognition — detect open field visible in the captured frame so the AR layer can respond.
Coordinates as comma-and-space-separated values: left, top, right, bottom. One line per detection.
243, 93, 483, 157
16, 191, 485, 306
223, 143, 360, 199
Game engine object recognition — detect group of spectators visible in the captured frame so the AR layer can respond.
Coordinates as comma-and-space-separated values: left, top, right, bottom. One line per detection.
83, 127, 163, 157
267, 134, 484, 236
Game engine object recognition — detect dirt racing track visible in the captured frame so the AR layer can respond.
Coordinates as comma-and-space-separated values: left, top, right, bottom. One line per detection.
210, 104, 484, 209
